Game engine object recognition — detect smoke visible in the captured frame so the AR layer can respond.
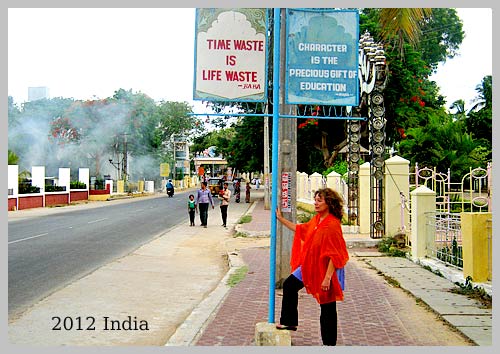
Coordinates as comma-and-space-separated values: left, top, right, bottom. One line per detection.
9, 110, 54, 174
8, 98, 162, 182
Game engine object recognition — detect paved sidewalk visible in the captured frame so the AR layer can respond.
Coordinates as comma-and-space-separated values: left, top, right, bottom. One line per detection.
178, 189, 492, 346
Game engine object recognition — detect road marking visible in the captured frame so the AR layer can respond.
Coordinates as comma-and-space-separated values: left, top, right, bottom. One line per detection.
8, 233, 49, 245
87, 218, 108, 224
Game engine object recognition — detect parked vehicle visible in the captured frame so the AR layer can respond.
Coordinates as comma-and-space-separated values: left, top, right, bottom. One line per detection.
207, 178, 224, 196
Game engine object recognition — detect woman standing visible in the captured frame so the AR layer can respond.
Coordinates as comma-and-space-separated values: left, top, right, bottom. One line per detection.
275, 188, 349, 346
245, 182, 251, 203
234, 179, 241, 203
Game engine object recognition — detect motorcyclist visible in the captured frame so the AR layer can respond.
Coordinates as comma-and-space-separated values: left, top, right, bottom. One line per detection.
166, 179, 175, 197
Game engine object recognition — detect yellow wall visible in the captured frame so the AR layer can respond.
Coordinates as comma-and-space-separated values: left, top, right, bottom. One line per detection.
461, 212, 492, 282
89, 194, 110, 201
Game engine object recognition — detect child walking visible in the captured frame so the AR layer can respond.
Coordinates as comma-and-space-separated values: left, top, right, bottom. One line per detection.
188, 194, 197, 226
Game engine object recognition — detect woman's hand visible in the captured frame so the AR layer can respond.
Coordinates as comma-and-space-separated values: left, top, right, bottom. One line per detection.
276, 208, 297, 231
275, 208, 282, 221
321, 276, 331, 291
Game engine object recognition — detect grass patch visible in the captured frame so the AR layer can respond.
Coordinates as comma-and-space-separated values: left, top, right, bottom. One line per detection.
421, 264, 443, 278
233, 231, 249, 238
238, 215, 252, 224
452, 276, 492, 308
377, 236, 408, 257
227, 266, 249, 287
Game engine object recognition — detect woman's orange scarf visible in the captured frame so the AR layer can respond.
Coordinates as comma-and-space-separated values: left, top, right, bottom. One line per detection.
290, 213, 349, 304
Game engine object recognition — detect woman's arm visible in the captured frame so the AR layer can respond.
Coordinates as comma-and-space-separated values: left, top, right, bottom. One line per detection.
275, 208, 296, 232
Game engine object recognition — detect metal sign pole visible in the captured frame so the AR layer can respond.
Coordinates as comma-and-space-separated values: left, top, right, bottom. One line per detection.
268, 7, 281, 324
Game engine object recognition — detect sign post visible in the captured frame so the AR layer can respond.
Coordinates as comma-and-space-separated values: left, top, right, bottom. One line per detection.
192, 8, 360, 325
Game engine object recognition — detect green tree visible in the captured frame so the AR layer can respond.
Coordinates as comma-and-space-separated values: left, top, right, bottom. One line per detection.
224, 116, 265, 173
398, 111, 487, 180
8, 150, 19, 165
153, 101, 199, 145
466, 75, 492, 147
359, 8, 463, 146
112, 89, 159, 156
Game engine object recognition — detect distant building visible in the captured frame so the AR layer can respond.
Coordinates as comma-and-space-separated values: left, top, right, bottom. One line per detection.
28, 86, 50, 101
172, 135, 190, 178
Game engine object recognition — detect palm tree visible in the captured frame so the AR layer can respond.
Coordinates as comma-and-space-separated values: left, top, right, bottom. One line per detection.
378, 8, 433, 57
8, 150, 19, 165
469, 75, 492, 113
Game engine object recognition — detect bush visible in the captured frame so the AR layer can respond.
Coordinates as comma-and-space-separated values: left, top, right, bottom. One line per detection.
93, 179, 106, 190
19, 184, 40, 194
377, 236, 407, 257
45, 185, 66, 192
437, 238, 463, 267
70, 181, 87, 189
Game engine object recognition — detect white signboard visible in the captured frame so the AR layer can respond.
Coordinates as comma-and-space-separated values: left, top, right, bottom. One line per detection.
194, 8, 268, 102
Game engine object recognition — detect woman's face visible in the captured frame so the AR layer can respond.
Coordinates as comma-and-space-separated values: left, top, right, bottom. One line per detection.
314, 194, 329, 214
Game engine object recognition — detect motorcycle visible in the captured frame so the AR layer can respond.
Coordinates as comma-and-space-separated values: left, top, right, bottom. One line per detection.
166, 180, 175, 197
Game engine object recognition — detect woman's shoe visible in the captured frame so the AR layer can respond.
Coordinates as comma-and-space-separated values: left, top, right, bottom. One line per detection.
275, 324, 297, 331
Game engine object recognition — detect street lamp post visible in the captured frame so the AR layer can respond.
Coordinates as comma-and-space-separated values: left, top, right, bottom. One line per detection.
108, 158, 121, 181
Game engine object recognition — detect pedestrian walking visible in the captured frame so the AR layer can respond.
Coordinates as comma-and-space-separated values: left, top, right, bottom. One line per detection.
195, 181, 214, 228
187, 194, 197, 226
245, 182, 251, 203
275, 188, 349, 346
234, 179, 241, 203
218, 182, 231, 228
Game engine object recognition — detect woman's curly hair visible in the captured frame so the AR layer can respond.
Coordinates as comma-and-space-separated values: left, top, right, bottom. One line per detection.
314, 188, 344, 220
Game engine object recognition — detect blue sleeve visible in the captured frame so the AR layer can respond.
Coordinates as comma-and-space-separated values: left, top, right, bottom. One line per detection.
208, 191, 214, 206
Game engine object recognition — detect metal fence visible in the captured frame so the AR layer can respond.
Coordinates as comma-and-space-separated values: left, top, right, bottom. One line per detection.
426, 212, 463, 269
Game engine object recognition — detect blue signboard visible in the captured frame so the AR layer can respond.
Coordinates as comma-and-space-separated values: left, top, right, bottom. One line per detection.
286, 9, 359, 106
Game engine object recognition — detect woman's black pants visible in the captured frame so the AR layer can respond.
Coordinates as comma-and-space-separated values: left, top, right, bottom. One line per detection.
279, 274, 338, 346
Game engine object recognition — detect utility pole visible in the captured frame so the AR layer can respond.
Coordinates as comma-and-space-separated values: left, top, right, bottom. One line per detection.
263, 106, 270, 210
122, 133, 128, 182
275, 8, 297, 287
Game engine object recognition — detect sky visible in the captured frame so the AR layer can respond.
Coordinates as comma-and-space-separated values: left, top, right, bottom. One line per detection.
429, 8, 492, 110
7, 8, 492, 113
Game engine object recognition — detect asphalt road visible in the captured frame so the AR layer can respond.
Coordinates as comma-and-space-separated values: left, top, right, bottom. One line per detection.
8, 191, 190, 320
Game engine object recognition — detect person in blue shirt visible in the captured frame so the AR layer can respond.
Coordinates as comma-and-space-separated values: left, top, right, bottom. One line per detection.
195, 181, 214, 228
166, 179, 174, 197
